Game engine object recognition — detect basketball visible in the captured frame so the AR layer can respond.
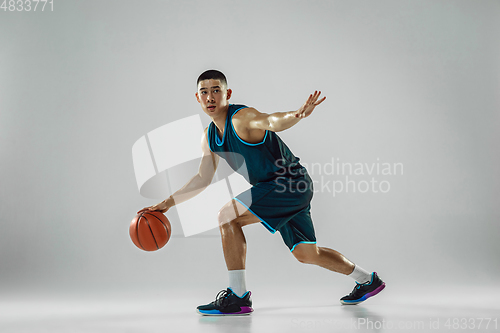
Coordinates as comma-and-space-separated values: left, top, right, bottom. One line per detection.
130, 211, 171, 251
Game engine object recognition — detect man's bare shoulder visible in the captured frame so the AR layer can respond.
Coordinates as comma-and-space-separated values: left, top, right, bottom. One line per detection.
232, 107, 265, 126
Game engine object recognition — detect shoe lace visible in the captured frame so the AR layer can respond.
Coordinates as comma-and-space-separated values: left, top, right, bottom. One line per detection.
214, 289, 231, 307
348, 282, 364, 296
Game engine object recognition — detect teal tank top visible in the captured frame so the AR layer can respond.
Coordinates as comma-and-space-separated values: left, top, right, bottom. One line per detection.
207, 104, 305, 185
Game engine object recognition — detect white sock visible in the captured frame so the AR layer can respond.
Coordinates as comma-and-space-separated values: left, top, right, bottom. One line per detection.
348, 264, 372, 284
228, 269, 247, 297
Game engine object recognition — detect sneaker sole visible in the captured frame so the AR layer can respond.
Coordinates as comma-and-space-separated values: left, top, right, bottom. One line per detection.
197, 307, 254, 316
340, 282, 386, 305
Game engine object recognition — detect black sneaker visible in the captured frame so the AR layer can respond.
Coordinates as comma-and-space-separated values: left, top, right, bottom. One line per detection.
197, 288, 254, 316
340, 272, 385, 305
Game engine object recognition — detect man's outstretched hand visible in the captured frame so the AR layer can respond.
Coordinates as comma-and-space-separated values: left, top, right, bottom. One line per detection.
294, 91, 326, 119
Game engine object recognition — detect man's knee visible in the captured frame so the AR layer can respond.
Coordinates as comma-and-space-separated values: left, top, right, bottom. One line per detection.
293, 251, 309, 264
292, 244, 318, 264
292, 249, 311, 264
218, 204, 239, 229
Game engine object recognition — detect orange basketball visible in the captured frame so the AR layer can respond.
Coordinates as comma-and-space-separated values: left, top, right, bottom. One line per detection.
130, 211, 171, 251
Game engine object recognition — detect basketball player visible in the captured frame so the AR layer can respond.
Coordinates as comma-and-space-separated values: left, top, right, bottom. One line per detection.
138, 70, 385, 315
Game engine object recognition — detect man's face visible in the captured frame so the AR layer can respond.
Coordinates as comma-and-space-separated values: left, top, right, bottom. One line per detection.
195, 79, 232, 116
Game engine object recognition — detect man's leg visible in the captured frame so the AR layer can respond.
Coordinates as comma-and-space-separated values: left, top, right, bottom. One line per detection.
291, 243, 355, 275
217, 199, 262, 271
292, 243, 385, 304
196, 199, 260, 316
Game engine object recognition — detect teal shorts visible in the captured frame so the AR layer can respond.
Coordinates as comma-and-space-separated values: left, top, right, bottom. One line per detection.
234, 173, 316, 252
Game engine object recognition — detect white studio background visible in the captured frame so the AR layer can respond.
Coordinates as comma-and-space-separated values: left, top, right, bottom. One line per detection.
0, 0, 499, 297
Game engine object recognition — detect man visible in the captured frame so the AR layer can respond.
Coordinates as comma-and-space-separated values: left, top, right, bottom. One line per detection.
138, 70, 385, 316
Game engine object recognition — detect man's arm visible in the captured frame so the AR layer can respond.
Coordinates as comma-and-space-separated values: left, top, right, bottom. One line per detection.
247, 91, 326, 132
137, 128, 219, 214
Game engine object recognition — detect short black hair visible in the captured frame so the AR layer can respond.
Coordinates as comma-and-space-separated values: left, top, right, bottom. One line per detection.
197, 69, 227, 87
